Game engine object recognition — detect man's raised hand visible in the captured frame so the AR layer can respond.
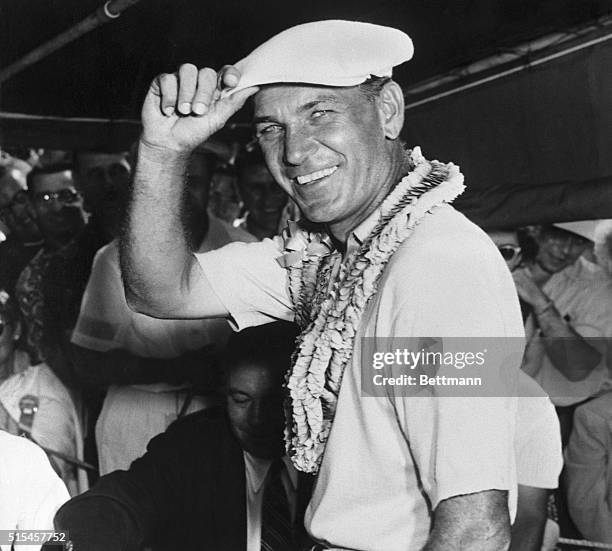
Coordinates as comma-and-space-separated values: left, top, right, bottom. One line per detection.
141, 64, 258, 154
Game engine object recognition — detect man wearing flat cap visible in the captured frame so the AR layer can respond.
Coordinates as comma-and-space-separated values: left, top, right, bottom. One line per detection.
120, 21, 524, 550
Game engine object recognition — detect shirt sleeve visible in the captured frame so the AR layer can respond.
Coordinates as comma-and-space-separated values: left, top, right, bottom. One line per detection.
71, 244, 127, 352
195, 237, 294, 330
385, 224, 521, 513
565, 399, 612, 543
515, 396, 563, 489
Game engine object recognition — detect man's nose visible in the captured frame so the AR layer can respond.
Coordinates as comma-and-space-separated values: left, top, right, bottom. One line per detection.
249, 400, 275, 428
283, 126, 316, 166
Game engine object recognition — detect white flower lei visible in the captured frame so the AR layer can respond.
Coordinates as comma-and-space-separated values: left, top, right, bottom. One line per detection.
278, 147, 466, 473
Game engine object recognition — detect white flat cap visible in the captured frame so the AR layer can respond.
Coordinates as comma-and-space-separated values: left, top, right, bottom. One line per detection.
225, 20, 414, 95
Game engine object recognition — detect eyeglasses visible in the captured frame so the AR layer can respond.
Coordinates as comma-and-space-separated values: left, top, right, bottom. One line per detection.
33, 188, 81, 206
498, 244, 522, 262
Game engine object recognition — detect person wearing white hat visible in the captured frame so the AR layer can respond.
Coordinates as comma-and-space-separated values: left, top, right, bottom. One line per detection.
517, 222, 612, 442
120, 21, 525, 550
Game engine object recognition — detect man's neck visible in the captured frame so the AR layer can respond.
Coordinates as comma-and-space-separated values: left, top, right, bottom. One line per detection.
327, 142, 409, 246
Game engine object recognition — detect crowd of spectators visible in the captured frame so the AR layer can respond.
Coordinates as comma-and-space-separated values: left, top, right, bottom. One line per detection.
1, 142, 611, 549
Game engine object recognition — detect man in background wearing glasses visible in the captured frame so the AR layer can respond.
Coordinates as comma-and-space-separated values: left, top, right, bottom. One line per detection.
0, 155, 43, 296
15, 164, 86, 368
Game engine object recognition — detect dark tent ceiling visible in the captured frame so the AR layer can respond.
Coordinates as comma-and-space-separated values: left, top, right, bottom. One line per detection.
2, 0, 612, 120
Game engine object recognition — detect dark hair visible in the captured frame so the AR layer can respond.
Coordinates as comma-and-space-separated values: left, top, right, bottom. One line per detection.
359, 76, 392, 101
517, 227, 539, 263
26, 163, 75, 196
223, 321, 299, 379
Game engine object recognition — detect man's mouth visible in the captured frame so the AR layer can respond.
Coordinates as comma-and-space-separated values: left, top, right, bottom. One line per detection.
295, 165, 338, 185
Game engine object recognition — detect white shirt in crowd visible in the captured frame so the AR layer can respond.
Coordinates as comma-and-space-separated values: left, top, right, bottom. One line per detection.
244, 453, 298, 551
0, 430, 69, 551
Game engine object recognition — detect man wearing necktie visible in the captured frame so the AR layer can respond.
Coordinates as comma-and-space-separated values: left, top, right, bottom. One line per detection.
53, 322, 313, 551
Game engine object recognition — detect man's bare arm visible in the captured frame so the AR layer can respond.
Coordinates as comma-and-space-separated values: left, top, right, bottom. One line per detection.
514, 267, 600, 380
422, 490, 510, 551
509, 485, 549, 551
120, 63, 257, 318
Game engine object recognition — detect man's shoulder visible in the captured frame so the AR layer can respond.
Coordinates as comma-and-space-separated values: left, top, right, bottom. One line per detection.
391, 204, 496, 267
165, 407, 233, 441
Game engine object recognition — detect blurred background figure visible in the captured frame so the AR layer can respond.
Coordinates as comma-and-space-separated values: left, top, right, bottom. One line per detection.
517, 222, 612, 433
486, 227, 538, 321
594, 219, 612, 276
235, 147, 288, 240
0, 154, 42, 295
74, 151, 131, 243
16, 163, 86, 366
54, 322, 314, 551
70, 149, 256, 475
0, 289, 86, 496
565, 390, 612, 544
209, 161, 243, 225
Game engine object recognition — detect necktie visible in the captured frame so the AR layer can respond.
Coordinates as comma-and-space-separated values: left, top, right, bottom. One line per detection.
260, 458, 293, 551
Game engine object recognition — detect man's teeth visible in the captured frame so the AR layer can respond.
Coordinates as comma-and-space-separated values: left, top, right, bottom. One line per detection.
296, 166, 338, 185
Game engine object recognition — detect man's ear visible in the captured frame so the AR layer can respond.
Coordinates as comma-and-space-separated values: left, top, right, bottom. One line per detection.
378, 81, 405, 140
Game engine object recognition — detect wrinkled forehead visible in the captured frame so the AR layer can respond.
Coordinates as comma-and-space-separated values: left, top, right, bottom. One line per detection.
31, 170, 74, 193
227, 360, 283, 395
253, 83, 362, 117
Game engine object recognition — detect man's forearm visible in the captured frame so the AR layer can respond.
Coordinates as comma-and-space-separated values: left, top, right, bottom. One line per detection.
535, 304, 601, 380
422, 491, 510, 551
120, 140, 193, 317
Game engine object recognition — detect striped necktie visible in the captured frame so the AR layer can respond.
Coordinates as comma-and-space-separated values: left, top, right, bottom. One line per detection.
260, 458, 293, 551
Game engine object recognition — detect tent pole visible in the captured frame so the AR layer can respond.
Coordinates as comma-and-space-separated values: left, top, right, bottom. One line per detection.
0, 0, 142, 85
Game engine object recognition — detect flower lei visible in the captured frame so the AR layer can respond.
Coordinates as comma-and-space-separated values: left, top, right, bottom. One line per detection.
278, 147, 466, 473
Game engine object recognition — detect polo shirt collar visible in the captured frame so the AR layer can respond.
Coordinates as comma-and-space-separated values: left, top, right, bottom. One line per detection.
345, 206, 382, 256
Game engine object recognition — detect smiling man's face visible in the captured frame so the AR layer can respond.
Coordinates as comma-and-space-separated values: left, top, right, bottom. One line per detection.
226, 360, 285, 459
253, 83, 403, 240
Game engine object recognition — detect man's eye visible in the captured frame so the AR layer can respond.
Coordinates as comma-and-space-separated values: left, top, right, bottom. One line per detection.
256, 124, 282, 138
230, 395, 250, 405
312, 110, 331, 119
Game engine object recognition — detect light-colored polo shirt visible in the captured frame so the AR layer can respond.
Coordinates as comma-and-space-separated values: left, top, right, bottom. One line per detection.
515, 374, 562, 489
197, 204, 523, 550
527, 256, 612, 406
